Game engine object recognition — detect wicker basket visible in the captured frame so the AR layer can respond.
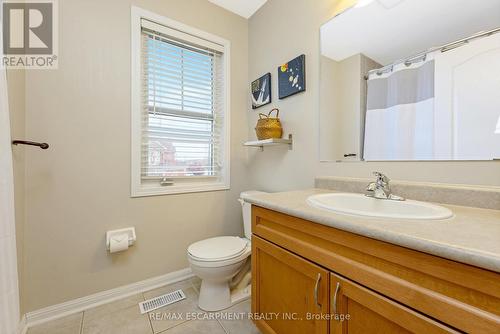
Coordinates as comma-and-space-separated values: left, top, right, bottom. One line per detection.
255, 108, 283, 140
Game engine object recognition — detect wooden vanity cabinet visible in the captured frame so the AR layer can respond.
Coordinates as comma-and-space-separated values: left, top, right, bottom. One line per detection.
251, 206, 500, 334
252, 236, 329, 334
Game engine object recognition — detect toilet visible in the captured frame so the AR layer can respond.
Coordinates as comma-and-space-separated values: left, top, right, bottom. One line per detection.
187, 191, 265, 311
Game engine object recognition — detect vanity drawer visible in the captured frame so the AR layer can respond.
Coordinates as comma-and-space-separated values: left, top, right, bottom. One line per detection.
252, 205, 500, 333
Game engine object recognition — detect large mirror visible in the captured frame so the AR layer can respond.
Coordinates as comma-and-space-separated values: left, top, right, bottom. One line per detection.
319, 0, 500, 161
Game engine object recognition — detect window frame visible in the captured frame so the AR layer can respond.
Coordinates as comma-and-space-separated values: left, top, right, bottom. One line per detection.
131, 6, 230, 197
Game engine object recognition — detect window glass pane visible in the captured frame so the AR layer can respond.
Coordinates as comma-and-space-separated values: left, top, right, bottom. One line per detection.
142, 31, 219, 179
144, 115, 214, 177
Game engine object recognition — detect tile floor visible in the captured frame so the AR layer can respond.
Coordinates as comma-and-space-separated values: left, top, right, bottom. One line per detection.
27, 277, 261, 334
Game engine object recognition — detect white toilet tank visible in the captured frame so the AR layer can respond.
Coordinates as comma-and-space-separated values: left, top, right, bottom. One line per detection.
239, 191, 267, 240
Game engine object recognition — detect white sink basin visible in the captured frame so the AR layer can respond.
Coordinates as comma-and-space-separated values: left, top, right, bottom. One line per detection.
307, 193, 453, 220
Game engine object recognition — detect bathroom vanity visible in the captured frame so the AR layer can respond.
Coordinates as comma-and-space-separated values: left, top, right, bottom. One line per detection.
247, 190, 500, 334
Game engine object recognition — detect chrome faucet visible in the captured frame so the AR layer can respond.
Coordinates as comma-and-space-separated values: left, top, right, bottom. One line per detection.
366, 172, 404, 201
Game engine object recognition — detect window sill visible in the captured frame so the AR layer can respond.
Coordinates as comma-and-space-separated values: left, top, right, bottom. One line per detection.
130, 181, 230, 197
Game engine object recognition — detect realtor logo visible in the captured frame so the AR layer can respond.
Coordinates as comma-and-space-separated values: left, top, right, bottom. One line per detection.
2, 0, 58, 69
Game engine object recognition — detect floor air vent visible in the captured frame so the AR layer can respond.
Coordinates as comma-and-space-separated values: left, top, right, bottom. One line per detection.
139, 289, 186, 314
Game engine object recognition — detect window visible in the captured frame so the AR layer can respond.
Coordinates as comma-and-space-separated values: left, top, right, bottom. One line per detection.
131, 8, 230, 196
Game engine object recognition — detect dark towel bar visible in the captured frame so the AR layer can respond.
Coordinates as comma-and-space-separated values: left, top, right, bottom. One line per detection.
12, 140, 49, 149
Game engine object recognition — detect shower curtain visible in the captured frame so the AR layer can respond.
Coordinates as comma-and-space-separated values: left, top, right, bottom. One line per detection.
0, 11, 21, 334
363, 53, 436, 160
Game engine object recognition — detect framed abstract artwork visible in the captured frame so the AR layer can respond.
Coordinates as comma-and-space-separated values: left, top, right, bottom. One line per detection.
278, 54, 306, 99
251, 73, 271, 109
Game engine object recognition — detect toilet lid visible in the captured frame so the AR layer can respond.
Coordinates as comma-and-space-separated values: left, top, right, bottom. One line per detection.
188, 236, 248, 261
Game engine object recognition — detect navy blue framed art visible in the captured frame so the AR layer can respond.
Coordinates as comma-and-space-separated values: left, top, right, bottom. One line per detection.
278, 54, 306, 99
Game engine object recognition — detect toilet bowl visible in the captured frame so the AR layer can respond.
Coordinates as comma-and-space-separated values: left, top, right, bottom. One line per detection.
187, 191, 265, 311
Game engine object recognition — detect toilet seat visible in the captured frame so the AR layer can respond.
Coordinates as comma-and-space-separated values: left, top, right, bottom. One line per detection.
188, 236, 251, 268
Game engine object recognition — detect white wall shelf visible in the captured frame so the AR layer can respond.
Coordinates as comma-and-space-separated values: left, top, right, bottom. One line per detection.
244, 134, 293, 151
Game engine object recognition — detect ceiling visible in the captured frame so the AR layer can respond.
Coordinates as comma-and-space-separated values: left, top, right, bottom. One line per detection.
321, 0, 500, 65
208, 0, 268, 19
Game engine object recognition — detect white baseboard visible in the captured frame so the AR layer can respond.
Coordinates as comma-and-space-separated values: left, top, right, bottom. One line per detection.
18, 315, 28, 334
25, 268, 193, 328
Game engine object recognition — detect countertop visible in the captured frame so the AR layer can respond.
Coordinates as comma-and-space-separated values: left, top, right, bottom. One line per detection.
243, 189, 500, 273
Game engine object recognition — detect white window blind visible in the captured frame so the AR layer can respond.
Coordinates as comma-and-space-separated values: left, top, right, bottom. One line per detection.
140, 19, 225, 182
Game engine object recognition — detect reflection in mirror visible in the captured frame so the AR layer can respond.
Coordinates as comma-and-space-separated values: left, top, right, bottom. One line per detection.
319, 0, 500, 161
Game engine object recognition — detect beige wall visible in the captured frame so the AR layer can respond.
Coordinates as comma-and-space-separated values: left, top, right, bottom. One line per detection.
320, 53, 381, 161
319, 54, 364, 160
319, 55, 339, 159
247, 0, 500, 191
22, 0, 249, 311
7, 69, 26, 315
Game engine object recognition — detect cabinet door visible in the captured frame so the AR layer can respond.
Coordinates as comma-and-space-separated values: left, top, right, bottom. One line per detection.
252, 236, 329, 334
330, 273, 459, 334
